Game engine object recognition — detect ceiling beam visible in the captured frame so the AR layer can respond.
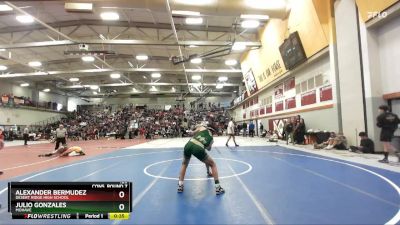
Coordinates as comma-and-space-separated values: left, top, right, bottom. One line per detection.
60, 82, 240, 89
0, 39, 261, 49
0, 19, 255, 34
165, 0, 190, 91
82, 91, 233, 97
6, 54, 228, 66
5, 1, 74, 41
134, 82, 240, 87
0, 68, 242, 78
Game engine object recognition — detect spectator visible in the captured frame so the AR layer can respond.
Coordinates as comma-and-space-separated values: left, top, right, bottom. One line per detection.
94, 128, 99, 140
289, 118, 296, 144
284, 119, 294, 145
236, 123, 242, 136
259, 123, 264, 136
249, 121, 255, 137
296, 115, 301, 123
242, 122, 247, 137
294, 118, 306, 144
128, 128, 133, 139
314, 132, 336, 149
23, 126, 29, 146
8, 127, 14, 141
349, 132, 375, 153
324, 133, 347, 150
0, 128, 4, 151
268, 131, 279, 142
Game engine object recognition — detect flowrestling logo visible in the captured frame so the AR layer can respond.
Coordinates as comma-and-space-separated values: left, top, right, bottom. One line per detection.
367, 11, 388, 20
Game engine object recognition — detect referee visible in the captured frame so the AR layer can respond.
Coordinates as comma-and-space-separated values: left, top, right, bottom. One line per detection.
225, 118, 239, 147
377, 105, 400, 163
54, 124, 67, 150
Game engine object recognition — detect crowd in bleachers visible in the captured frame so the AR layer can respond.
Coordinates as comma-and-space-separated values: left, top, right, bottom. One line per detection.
1, 101, 390, 158
27, 103, 229, 141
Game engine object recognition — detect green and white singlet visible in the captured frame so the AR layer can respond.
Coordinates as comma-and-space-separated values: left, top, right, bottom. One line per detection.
183, 129, 213, 161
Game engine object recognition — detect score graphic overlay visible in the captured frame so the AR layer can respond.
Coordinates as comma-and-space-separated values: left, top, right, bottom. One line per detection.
8, 182, 132, 220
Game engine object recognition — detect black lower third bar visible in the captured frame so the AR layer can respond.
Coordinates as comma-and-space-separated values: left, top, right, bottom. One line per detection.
12, 213, 109, 219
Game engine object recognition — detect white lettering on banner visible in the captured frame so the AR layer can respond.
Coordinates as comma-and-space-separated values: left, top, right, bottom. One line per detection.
367, 11, 387, 19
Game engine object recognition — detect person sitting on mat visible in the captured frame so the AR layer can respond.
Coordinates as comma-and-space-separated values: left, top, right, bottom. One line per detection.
177, 123, 225, 195
268, 131, 279, 142
324, 133, 347, 150
39, 144, 85, 157
314, 132, 336, 149
349, 132, 375, 154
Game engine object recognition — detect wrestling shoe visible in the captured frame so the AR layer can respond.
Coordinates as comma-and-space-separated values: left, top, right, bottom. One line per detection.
215, 186, 225, 195
235, 144, 239, 147
207, 172, 213, 177
378, 158, 389, 163
225, 143, 228, 147
177, 184, 184, 193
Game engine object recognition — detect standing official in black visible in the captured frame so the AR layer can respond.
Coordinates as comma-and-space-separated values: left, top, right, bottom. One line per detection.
377, 105, 400, 163
55, 124, 67, 150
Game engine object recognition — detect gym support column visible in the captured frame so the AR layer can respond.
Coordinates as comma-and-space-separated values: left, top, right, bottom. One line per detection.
334, 0, 366, 146
357, 10, 386, 149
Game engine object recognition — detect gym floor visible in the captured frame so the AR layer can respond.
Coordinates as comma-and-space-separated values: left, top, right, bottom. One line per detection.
0, 137, 400, 225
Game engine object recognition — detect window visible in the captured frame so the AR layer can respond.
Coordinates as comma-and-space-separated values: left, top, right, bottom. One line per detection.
301, 81, 307, 93
296, 84, 301, 94
262, 98, 268, 106
296, 74, 328, 95
308, 77, 315, 90
315, 74, 323, 87
266, 96, 273, 105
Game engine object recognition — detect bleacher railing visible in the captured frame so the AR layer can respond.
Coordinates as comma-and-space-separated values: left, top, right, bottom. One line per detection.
0, 96, 68, 112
